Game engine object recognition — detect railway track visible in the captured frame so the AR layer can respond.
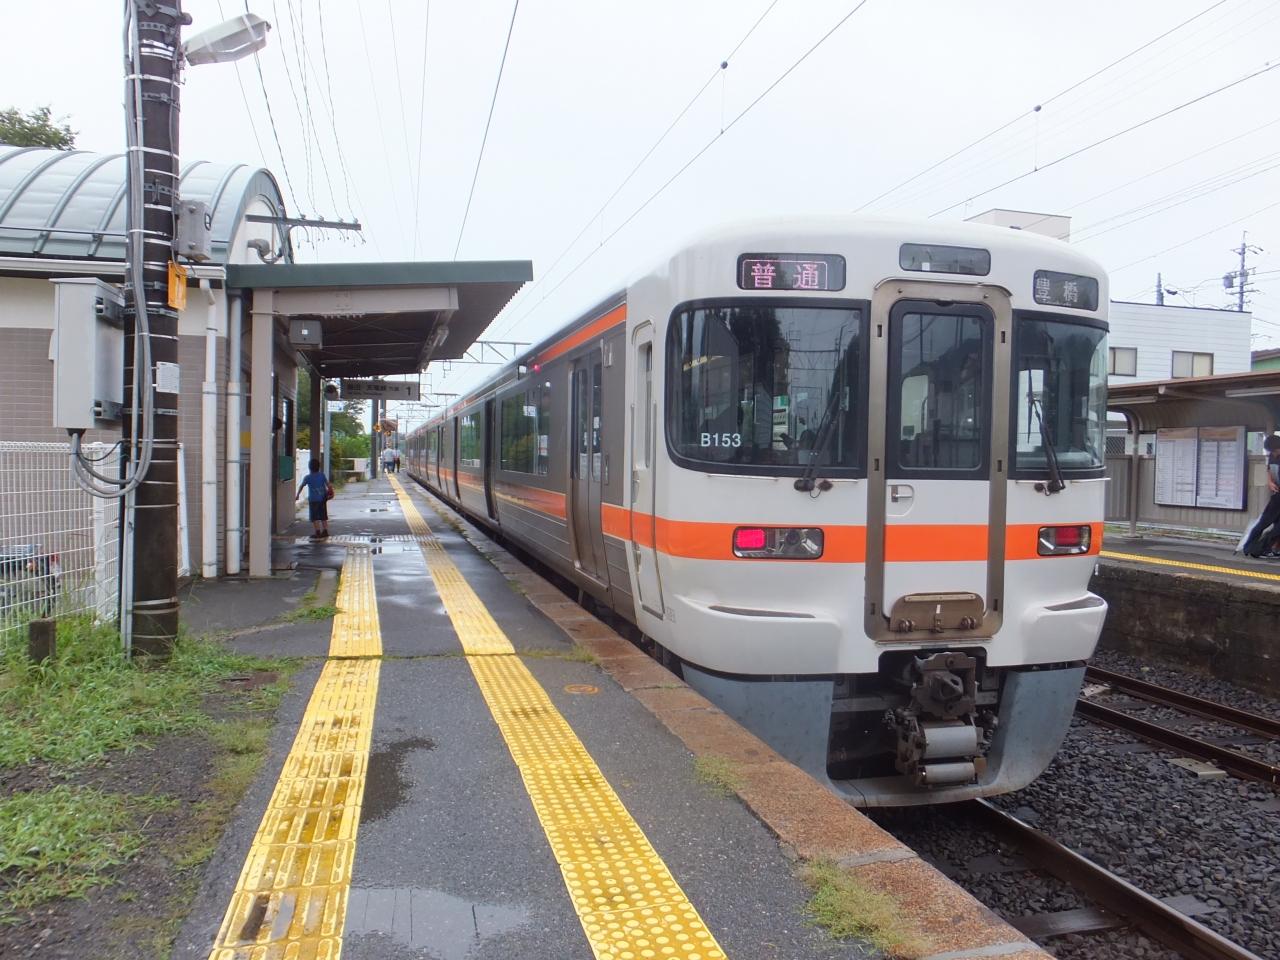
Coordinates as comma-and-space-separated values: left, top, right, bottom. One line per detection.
1077, 667, 1280, 785
968, 800, 1264, 960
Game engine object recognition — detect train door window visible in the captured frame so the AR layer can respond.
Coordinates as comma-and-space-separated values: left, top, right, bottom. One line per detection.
460, 414, 481, 467
537, 383, 551, 476
591, 362, 603, 482
637, 344, 653, 469
894, 312, 987, 471
574, 369, 589, 479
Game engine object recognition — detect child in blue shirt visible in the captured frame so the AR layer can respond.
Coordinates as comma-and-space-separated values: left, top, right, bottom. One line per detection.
296, 459, 333, 539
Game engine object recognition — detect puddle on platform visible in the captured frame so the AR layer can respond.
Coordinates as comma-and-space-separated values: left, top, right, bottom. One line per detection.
362, 737, 434, 823
345, 887, 529, 959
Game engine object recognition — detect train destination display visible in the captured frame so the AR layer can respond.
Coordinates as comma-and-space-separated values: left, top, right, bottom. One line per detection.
737, 253, 845, 291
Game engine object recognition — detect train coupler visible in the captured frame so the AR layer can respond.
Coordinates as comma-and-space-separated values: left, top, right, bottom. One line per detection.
885, 652, 998, 787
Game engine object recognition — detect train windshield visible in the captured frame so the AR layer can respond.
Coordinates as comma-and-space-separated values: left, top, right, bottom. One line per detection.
1013, 317, 1107, 473
667, 303, 862, 470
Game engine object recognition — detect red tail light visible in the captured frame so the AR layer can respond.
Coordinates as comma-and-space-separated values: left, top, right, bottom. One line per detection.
1038, 525, 1090, 556
732, 526, 825, 559
733, 527, 767, 551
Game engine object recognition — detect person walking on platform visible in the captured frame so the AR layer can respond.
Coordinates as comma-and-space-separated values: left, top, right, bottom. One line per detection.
382, 445, 396, 474
297, 458, 334, 540
1242, 435, 1280, 558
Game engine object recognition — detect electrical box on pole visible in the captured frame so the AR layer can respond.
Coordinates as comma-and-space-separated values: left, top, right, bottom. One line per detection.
175, 199, 212, 261
50, 278, 126, 430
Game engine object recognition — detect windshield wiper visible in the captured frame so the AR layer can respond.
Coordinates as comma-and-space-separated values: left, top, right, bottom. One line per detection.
794, 385, 841, 494
1029, 393, 1066, 495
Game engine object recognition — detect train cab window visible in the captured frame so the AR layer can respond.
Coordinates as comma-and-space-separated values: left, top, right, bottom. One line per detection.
893, 312, 988, 471
1013, 316, 1107, 474
667, 302, 863, 472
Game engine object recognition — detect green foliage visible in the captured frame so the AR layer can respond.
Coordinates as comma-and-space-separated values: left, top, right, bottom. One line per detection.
692, 755, 744, 797
0, 785, 166, 915
279, 603, 338, 624
0, 617, 277, 769
0, 106, 75, 150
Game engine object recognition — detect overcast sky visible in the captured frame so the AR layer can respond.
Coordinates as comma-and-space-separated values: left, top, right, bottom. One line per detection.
5, 0, 1279, 430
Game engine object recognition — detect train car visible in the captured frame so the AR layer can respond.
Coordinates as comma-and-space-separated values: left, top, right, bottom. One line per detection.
406, 217, 1109, 806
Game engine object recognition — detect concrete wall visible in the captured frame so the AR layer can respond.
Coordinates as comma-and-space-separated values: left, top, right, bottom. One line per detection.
1091, 562, 1279, 697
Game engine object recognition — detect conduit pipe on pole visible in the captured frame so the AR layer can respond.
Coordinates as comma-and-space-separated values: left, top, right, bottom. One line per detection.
225, 293, 244, 576
200, 279, 218, 579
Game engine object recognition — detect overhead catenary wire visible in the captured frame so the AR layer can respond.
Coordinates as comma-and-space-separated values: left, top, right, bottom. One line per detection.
216, 0, 268, 171
492, 0, 873, 340
270, 0, 317, 213
413, 1, 432, 259
1111, 197, 1280, 273
385, 0, 420, 236
284, 0, 339, 214
244, 0, 300, 212
931, 59, 1280, 218
854, 0, 1234, 212
356, 3, 408, 251
488, 0, 783, 341
316, 1, 356, 220
454, 0, 521, 260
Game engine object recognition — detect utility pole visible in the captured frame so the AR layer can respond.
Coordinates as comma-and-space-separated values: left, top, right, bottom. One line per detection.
123, 0, 186, 657
1228, 231, 1263, 312
1156, 272, 1165, 306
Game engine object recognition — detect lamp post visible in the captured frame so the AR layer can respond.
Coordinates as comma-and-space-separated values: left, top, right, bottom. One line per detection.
119, 3, 269, 657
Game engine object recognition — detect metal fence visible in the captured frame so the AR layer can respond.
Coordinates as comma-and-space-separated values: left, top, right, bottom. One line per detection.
0, 441, 120, 626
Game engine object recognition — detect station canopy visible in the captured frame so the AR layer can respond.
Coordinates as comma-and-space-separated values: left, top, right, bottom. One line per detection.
1109, 369, 1280, 433
226, 260, 532, 379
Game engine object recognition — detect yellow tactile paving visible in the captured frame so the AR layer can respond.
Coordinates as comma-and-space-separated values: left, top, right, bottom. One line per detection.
1101, 549, 1280, 584
207, 546, 382, 960
388, 476, 728, 960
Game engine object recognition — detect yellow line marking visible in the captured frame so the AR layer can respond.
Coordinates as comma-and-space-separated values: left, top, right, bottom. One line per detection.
388, 476, 728, 960
208, 545, 382, 960
1101, 549, 1280, 583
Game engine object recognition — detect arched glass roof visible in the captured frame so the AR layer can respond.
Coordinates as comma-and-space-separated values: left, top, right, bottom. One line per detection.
0, 144, 286, 263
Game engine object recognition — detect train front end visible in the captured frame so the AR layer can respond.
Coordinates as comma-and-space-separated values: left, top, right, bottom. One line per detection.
630, 218, 1108, 806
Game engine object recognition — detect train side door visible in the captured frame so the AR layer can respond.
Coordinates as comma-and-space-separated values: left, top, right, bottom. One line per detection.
451, 417, 461, 500
570, 359, 606, 583
483, 398, 498, 520
867, 291, 1010, 642
630, 327, 664, 616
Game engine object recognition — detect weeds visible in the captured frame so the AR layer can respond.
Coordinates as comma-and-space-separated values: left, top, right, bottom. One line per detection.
0, 617, 280, 768
801, 860, 929, 957
519, 646, 599, 665
0, 785, 170, 917
279, 604, 339, 624
693, 755, 744, 797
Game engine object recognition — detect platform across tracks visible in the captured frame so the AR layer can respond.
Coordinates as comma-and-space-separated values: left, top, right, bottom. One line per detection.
173, 476, 1049, 960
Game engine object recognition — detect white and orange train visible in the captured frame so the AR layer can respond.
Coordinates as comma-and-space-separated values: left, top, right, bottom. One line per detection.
406, 217, 1109, 806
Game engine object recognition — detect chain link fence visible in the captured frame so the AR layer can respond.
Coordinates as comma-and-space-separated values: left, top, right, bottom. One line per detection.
0, 441, 120, 626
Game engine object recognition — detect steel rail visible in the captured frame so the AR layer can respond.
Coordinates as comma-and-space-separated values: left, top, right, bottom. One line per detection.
967, 800, 1265, 960
1075, 699, 1280, 785
1086, 666, 1280, 740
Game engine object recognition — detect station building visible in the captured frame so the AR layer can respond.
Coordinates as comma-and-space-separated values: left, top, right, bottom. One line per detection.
0, 144, 529, 581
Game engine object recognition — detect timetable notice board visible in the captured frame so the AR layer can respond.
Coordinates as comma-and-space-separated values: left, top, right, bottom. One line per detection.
1153, 426, 1247, 510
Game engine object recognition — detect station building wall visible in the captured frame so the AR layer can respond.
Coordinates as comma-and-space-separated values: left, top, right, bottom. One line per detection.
1107, 300, 1252, 385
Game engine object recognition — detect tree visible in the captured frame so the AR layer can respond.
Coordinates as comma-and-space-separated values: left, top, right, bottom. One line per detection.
0, 106, 75, 149
296, 368, 369, 462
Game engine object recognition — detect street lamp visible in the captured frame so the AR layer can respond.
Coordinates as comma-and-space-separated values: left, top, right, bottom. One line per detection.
183, 13, 271, 65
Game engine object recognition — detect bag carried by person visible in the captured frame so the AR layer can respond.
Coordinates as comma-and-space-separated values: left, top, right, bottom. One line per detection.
325, 482, 335, 502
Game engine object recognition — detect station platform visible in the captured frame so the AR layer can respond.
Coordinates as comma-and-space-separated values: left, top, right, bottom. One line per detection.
172, 477, 1045, 960
1100, 528, 1280, 588
1094, 528, 1280, 699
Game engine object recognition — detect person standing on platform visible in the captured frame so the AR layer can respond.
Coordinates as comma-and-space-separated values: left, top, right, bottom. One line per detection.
1242, 435, 1280, 558
297, 458, 333, 540
382, 445, 396, 474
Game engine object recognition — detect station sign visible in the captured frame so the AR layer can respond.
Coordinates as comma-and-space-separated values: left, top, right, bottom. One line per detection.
341, 379, 420, 401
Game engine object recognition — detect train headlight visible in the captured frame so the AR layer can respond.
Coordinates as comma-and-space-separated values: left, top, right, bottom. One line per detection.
732, 527, 824, 559
1037, 524, 1091, 556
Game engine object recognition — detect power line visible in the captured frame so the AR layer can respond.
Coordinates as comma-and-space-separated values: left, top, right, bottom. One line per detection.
1112, 197, 1280, 273
356, 3, 409, 250
489, 0, 783, 340
413, 1, 432, 259
454, 0, 521, 259
285, 0, 338, 213
217, 0, 268, 170
493, 0, 873, 340
854, 0, 1233, 212
386, 0, 421, 233
270, 0, 316, 212
316, 1, 356, 219
244, 0, 300, 212
931, 59, 1280, 218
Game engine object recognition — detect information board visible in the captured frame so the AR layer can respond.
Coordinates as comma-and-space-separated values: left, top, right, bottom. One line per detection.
1154, 427, 1198, 507
1154, 426, 1248, 510
1195, 426, 1247, 510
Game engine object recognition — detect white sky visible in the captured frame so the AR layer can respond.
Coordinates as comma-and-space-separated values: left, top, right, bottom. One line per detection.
5, 0, 1280, 432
